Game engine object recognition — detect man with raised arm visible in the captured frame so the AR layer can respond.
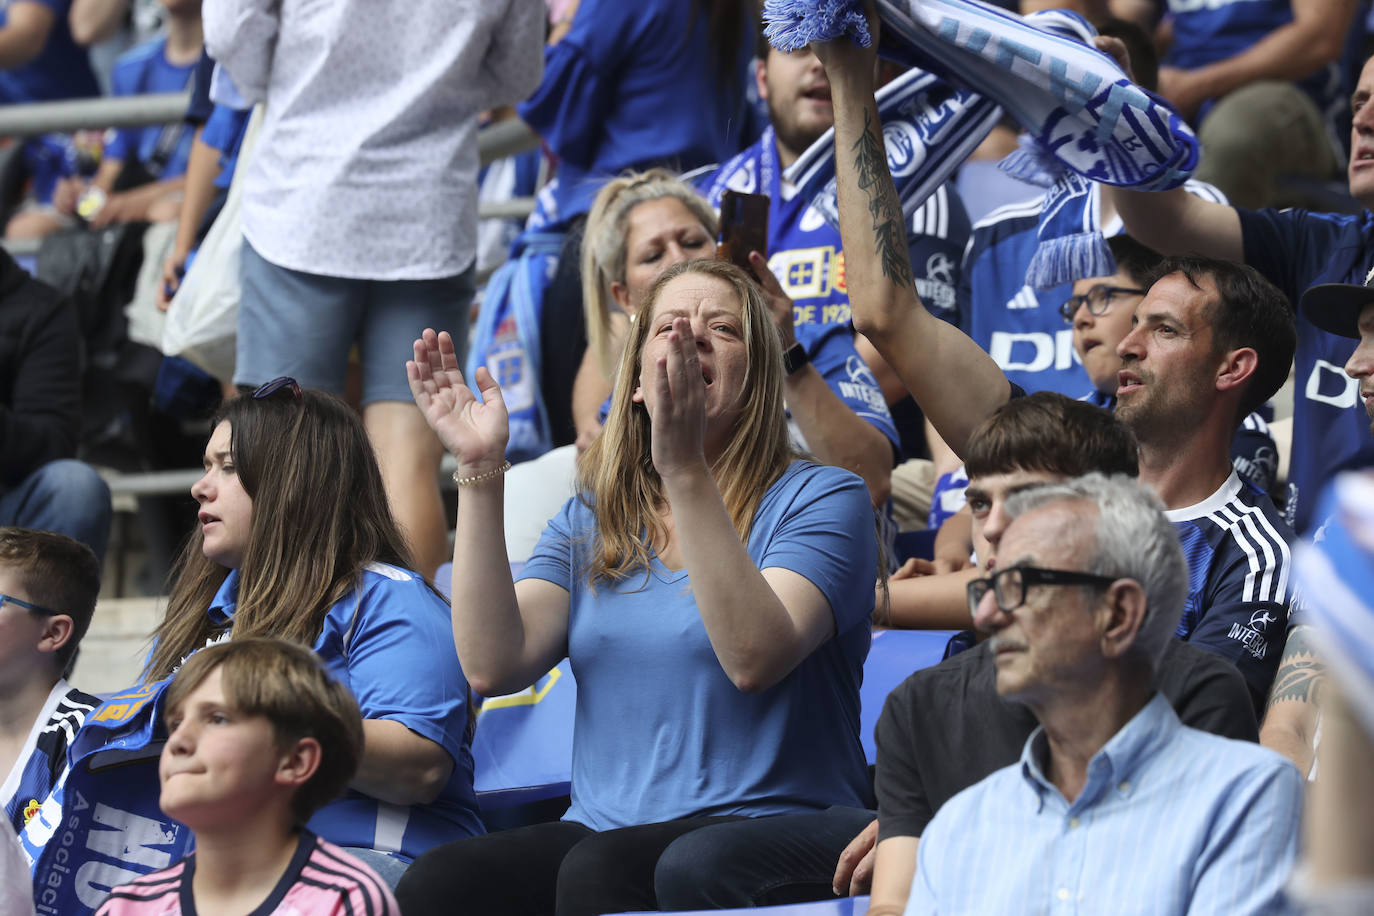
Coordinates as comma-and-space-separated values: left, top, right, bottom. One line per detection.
816, 14, 1297, 714
1109, 56, 1374, 538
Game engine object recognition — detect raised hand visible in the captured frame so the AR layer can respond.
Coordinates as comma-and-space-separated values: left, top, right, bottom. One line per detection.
649, 317, 709, 480
407, 328, 509, 475
749, 250, 798, 350
807, 0, 879, 80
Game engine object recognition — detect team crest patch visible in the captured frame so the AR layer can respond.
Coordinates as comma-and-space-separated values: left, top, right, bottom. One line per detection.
23, 797, 40, 825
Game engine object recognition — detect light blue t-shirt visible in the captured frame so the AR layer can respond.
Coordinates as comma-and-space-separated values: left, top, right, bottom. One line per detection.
209, 563, 484, 857
518, 461, 875, 831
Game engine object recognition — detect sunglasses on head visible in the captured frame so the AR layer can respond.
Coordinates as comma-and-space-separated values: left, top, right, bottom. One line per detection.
251, 377, 302, 401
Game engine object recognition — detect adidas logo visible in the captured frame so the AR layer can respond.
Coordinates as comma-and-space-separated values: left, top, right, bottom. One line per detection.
1005, 286, 1038, 310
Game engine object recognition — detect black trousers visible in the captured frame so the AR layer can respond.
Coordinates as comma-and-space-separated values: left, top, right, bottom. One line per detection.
395, 815, 747, 916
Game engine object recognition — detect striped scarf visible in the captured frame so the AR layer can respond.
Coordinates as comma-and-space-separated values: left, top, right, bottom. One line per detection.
764, 0, 1200, 288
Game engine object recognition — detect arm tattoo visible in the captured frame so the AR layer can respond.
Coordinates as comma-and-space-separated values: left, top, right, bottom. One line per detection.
851, 107, 914, 288
1267, 625, 1326, 706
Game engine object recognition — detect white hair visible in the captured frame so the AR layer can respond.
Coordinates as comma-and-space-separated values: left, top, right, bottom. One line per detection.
1004, 473, 1186, 675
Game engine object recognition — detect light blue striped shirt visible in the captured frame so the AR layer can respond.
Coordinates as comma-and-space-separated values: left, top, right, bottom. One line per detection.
905, 692, 1300, 915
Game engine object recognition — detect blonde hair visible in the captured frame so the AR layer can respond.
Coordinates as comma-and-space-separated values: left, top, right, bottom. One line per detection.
578, 259, 796, 584
581, 169, 719, 380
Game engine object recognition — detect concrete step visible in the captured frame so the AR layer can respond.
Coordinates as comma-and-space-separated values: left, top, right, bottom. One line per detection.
74, 597, 164, 694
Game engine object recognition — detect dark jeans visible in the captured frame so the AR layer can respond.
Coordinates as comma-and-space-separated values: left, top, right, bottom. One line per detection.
396, 815, 746, 916
0, 459, 112, 564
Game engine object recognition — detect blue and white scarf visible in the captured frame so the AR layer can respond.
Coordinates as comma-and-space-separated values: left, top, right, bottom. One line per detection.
466, 230, 565, 464
764, 0, 1200, 288
20, 680, 193, 916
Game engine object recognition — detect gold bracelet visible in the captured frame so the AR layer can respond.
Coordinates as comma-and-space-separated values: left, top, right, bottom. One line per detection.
452, 460, 511, 487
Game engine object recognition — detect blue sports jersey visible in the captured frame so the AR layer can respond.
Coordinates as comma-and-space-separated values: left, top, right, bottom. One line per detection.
2, 681, 98, 836
1239, 207, 1374, 534
103, 37, 197, 180
208, 565, 483, 857
961, 180, 1227, 397
1167, 471, 1295, 715
1165, 0, 1346, 130
0, 0, 97, 105
700, 127, 972, 455
517, 0, 757, 224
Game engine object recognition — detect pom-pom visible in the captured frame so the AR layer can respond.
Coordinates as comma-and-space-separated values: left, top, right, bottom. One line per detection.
761, 0, 872, 53
1025, 231, 1116, 290
996, 136, 1063, 188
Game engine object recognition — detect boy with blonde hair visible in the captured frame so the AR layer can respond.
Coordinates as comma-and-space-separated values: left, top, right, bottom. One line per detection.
96, 638, 399, 915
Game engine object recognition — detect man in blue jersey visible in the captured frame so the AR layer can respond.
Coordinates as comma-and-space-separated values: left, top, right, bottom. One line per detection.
1156, 0, 1357, 209
0, 528, 102, 842
697, 31, 975, 503
906, 475, 1300, 915
1113, 54, 1374, 537
819, 27, 1297, 712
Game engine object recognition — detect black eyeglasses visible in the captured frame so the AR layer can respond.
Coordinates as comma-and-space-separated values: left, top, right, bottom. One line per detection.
252, 376, 302, 401
0, 592, 62, 617
966, 565, 1118, 616
1059, 285, 1146, 323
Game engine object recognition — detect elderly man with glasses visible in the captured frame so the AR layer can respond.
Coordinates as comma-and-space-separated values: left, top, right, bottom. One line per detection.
907, 474, 1301, 915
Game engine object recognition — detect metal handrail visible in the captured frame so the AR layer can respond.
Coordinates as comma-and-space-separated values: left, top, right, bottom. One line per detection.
0, 96, 539, 256
0, 92, 191, 136
0, 93, 540, 165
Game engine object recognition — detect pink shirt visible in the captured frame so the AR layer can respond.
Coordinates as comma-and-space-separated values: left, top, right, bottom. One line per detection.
95, 832, 399, 916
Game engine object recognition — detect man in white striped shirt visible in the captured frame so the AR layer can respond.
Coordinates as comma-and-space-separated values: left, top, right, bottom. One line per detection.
908, 475, 1300, 915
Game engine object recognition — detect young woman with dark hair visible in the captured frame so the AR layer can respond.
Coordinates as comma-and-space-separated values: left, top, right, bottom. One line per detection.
145, 384, 483, 887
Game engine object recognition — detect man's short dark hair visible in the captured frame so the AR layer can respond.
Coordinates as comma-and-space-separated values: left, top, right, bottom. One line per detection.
1107, 234, 1164, 287
965, 392, 1139, 480
0, 527, 100, 677
1142, 255, 1297, 418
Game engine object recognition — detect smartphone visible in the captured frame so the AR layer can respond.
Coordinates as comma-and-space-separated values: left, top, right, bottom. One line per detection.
717, 190, 770, 276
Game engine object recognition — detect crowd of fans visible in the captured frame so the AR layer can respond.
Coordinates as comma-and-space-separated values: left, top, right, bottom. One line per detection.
2, 0, 1374, 914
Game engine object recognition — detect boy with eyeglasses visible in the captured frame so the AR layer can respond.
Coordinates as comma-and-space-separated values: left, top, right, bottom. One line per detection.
0, 527, 102, 842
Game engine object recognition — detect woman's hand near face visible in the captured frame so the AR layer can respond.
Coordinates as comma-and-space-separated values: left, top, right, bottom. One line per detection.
408, 328, 509, 475
649, 317, 709, 481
